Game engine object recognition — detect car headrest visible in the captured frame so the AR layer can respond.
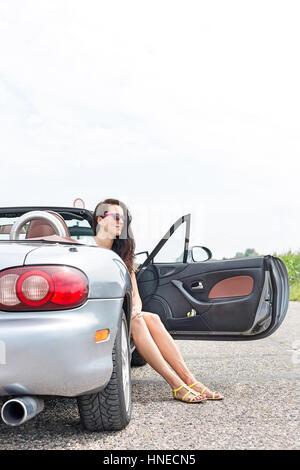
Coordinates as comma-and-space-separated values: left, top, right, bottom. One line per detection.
25, 211, 70, 239
0, 225, 26, 235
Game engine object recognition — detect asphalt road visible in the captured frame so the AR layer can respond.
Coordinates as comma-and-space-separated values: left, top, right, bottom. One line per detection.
0, 302, 299, 450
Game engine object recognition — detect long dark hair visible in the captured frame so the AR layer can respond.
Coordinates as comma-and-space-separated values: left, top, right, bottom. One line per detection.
92, 198, 136, 273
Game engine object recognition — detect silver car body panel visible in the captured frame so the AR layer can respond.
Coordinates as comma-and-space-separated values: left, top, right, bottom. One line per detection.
23, 243, 130, 299
0, 243, 42, 270
0, 241, 132, 397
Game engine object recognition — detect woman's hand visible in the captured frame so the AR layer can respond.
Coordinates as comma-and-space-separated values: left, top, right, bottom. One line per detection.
132, 304, 143, 320
130, 270, 143, 320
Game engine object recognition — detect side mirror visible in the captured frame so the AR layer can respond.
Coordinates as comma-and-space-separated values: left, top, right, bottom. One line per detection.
191, 246, 212, 262
134, 251, 149, 268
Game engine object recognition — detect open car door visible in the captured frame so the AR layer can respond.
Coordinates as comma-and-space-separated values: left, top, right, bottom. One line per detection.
136, 214, 289, 341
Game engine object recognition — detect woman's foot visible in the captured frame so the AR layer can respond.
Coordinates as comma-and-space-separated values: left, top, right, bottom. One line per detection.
188, 381, 224, 400
172, 384, 207, 403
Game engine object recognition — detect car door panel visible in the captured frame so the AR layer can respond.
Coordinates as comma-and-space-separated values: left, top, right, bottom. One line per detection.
136, 214, 289, 341
138, 259, 267, 332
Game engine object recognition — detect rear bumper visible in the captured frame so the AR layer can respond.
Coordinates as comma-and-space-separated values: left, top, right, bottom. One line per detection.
0, 298, 123, 397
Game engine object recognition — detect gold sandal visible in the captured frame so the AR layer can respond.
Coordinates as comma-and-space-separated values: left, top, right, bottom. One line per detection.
188, 382, 224, 400
173, 384, 207, 403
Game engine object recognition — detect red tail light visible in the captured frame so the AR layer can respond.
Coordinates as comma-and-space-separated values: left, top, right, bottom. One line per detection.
0, 266, 88, 311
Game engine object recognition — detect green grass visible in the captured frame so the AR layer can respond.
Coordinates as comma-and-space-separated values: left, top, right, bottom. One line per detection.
274, 250, 300, 301
289, 282, 300, 301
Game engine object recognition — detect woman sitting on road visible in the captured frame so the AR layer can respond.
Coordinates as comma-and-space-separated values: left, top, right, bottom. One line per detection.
91, 198, 224, 404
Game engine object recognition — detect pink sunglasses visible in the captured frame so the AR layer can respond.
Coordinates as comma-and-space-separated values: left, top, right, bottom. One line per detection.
101, 212, 125, 222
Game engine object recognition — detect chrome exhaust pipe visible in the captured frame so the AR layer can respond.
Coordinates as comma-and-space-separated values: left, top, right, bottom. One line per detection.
1, 396, 44, 426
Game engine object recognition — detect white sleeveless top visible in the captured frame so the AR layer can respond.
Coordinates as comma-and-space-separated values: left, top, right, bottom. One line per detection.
88, 237, 137, 274
87, 237, 99, 246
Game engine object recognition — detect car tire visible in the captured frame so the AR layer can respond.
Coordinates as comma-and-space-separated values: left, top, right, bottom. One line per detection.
77, 311, 132, 432
130, 347, 147, 367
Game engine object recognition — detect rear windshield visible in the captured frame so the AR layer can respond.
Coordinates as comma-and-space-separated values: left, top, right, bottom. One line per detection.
0, 215, 94, 244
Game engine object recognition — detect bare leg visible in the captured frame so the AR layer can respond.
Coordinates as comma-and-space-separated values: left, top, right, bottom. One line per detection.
141, 312, 223, 399
130, 316, 205, 402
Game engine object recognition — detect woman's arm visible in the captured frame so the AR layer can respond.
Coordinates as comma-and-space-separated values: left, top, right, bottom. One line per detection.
130, 270, 143, 319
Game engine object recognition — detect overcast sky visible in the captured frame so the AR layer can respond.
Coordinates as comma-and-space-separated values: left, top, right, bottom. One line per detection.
0, 0, 299, 259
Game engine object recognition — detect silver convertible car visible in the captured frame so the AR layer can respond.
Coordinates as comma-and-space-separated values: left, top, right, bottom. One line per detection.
0, 206, 289, 432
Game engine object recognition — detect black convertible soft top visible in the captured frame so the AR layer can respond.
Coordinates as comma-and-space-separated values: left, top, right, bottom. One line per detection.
0, 206, 93, 225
